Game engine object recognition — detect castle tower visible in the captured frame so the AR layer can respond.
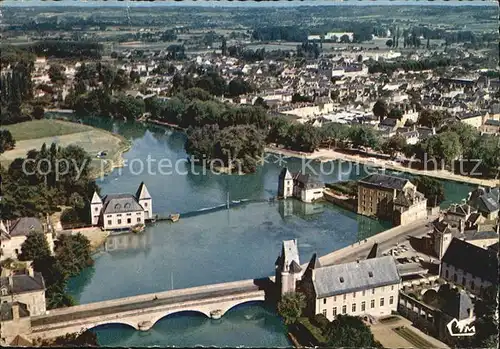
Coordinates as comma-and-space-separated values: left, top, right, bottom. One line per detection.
136, 182, 152, 219
278, 168, 294, 199
275, 239, 302, 297
90, 191, 103, 226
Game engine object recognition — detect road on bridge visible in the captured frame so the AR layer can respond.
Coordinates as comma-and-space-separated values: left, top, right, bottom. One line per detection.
32, 282, 263, 328
319, 218, 434, 266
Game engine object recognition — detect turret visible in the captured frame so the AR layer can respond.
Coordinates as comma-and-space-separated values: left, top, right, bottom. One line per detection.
278, 168, 294, 199
275, 239, 302, 296
90, 191, 103, 226
136, 182, 152, 219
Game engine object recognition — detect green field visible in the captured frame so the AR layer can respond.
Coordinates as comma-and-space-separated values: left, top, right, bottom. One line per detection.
3, 119, 95, 141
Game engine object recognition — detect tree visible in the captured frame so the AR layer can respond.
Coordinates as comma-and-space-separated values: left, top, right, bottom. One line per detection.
253, 96, 269, 110
383, 134, 407, 156
277, 292, 306, 325
19, 231, 51, 261
417, 109, 449, 128
324, 315, 379, 348
0, 130, 16, 154
48, 64, 66, 85
388, 108, 403, 120
349, 126, 379, 149
372, 100, 388, 121
413, 176, 445, 207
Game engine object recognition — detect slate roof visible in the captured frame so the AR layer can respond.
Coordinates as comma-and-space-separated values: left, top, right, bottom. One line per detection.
136, 182, 151, 200
292, 172, 324, 190
279, 168, 293, 180
276, 239, 301, 273
312, 256, 400, 298
468, 187, 499, 214
0, 272, 45, 294
443, 290, 474, 321
8, 217, 43, 237
0, 302, 30, 321
359, 174, 410, 191
91, 191, 102, 204
102, 194, 144, 214
441, 238, 498, 283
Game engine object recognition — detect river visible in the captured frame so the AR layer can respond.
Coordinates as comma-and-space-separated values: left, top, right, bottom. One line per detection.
53, 115, 473, 347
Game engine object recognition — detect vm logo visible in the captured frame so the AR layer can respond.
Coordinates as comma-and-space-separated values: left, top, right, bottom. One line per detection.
447, 318, 476, 337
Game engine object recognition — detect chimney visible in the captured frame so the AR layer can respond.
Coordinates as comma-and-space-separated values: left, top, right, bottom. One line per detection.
12, 303, 20, 320
8, 275, 13, 289
26, 266, 35, 278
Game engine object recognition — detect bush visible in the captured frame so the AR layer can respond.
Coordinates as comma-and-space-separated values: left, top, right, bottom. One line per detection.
312, 313, 330, 332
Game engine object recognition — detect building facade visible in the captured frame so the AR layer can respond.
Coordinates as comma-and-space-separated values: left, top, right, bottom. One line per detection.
278, 168, 324, 203
0, 266, 46, 317
90, 182, 153, 230
439, 238, 498, 296
275, 240, 401, 321
357, 174, 427, 226
0, 218, 54, 261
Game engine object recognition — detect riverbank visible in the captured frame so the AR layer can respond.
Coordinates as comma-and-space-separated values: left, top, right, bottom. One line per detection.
266, 146, 499, 187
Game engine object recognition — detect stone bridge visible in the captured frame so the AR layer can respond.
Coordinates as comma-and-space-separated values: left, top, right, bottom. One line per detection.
30, 278, 273, 341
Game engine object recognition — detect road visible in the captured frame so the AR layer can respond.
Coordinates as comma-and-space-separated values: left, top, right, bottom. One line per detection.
32, 282, 262, 328
318, 218, 434, 266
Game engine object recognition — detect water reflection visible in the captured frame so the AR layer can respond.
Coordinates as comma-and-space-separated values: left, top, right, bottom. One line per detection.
104, 231, 152, 253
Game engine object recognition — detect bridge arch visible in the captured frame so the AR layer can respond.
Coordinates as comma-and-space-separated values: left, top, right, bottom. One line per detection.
149, 309, 211, 330
86, 320, 140, 331
222, 300, 266, 316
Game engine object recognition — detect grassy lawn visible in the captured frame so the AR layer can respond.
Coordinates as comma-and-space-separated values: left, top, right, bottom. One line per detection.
1, 120, 130, 178
3, 119, 95, 141
393, 326, 436, 349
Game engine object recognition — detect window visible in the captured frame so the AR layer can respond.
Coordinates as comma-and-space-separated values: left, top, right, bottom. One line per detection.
323, 298, 326, 305
114, 204, 121, 210
372, 288, 375, 295
137, 218, 141, 223
94, 207, 98, 212
453, 274, 457, 282
361, 301, 366, 311
353, 292, 356, 298
107, 220, 112, 225
391, 285, 394, 291
445, 270, 449, 278
352, 303, 356, 312
333, 307, 337, 316
322, 309, 326, 316
117, 219, 122, 224
1, 288, 7, 296
107, 215, 112, 218
380, 298, 384, 307
124, 203, 131, 209
137, 212, 141, 215
339, 277, 344, 283
342, 305, 346, 314
362, 290, 366, 296
117, 214, 122, 217
371, 300, 375, 308
343, 294, 346, 300
389, 296, 394, 305
127, 213, 132, 216
333, 296, 337, 301
127, 218, 131, 224
144, 202, 148, 207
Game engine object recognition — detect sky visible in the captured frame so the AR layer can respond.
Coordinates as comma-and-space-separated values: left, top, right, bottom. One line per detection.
1, 0, 497, 7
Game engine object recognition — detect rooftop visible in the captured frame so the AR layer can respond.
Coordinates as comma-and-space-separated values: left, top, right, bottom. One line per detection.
359, 174, 411, 191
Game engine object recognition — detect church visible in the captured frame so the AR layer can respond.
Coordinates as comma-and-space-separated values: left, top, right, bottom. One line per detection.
90, 182, 153, 230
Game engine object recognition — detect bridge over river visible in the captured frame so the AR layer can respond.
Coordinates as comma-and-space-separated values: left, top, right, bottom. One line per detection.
30, 278, 274, 341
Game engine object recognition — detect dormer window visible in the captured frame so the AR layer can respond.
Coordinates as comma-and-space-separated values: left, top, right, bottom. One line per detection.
339, 277, 344, 283
368, 271, 373, 277
114, 204, 122, 210
124, 203, 131, 210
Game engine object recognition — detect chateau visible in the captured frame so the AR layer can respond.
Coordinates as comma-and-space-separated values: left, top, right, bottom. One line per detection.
90, 182, 153, 230
278, 168, 324, 203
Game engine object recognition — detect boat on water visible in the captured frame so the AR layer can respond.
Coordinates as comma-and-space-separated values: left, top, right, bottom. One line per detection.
168, 213, 180, 222
130, 223, 145, 233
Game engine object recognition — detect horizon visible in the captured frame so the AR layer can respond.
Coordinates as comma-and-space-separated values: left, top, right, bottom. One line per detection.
2, 0, 498, 7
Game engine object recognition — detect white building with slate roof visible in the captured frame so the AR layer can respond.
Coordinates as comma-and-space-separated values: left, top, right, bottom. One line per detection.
276, 239, 401, 320
90, 182, 153, 230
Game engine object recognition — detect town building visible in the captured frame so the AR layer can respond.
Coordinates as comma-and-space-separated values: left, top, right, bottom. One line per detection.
467, 186, 499, 220
0, 302, 32, 346
278, 168, 324, 203
439, 238, 498, 296
357, 174, 427, 225
0, 217, 54, 261
0, 266, 46, 317
275, 239, 401, 321
90, 182, 153, 230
